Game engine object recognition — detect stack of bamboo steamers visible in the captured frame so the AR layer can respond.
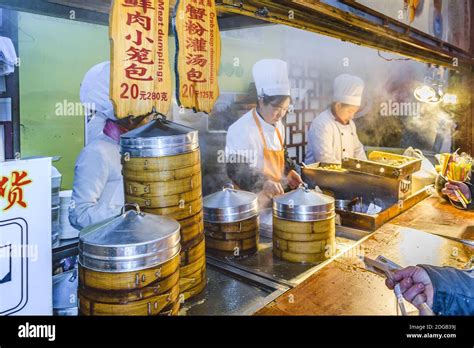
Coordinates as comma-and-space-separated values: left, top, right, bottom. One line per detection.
273, 184, 336, 263
120, 117, 206, 302
78, 204, 182, 315
203, 184, 259, 256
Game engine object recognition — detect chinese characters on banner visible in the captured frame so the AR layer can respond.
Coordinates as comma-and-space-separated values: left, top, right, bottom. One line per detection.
174, 0, 221, 113
0, 171, 32, 211
110, 0, 172, 118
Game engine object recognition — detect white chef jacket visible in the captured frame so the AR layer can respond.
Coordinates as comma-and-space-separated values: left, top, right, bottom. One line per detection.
305, 108, 367, 164
226, 109, 285, 173
86, 113, 107, 145
69, 134, 124, 230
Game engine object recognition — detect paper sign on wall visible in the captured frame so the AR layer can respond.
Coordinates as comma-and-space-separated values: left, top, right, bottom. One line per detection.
0, 157, 52, 315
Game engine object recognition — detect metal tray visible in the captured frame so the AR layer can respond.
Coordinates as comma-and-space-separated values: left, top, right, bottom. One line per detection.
335, 187, 431, 231
342, 151, 422, 179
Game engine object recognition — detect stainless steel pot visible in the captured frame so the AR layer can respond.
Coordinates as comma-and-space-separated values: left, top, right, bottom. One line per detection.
120, 116, 199, 157
203, 184, 258, 223
78, 204, 181, 273
273, 184, 335, 222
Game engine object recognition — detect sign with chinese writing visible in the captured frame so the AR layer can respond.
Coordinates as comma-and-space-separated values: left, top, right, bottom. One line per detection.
110, 0, 172, 118
174, 0, 221, 113
0, 157, 52, 315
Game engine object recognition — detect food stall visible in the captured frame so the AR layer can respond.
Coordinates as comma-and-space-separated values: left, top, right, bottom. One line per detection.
0, 0, 472, 319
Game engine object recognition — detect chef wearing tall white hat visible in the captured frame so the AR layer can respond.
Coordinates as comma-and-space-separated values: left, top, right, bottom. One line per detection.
226, 59, 303, 208
70, 61, 150, 230
305, 74, 367, 164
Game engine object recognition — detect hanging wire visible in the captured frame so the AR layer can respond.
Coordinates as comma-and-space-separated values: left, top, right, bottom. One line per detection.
377, 50, 411, 62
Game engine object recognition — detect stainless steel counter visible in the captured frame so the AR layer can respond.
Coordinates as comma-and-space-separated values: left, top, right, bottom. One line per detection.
180, 264, 288, 315
52, 226, 372, 315
206, 225, 371, 288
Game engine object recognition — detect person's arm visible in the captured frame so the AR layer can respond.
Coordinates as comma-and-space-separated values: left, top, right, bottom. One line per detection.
387, 265, 474, 315
419, 265, 474, 316
69, 148, 119, 230
284, 148, 300, 175
283, 149, 304, 189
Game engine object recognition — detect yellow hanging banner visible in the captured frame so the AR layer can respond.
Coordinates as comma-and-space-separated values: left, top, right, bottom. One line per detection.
110, 0, 172, 118
174, 0, 221, 113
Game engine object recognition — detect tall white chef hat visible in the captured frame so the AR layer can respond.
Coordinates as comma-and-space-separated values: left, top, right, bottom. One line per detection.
333, 74, 365, 106
80, 61, 116, 120
252, 59, 291, 97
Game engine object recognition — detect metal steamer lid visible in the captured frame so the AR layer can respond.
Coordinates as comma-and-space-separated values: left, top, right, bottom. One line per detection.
273, 184, 335, 221
203, 184, 258, 223
78, 204, 181, 273
120, 116, 199, 157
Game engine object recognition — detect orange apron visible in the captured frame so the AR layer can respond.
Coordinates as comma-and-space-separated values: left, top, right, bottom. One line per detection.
253, 109, 285, 182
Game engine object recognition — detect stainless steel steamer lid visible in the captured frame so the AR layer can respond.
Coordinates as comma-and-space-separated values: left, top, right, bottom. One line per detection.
203, 184, 258, 223
120, 116, 199, 157
273, 184, 335, 222
79, 204, 181, 273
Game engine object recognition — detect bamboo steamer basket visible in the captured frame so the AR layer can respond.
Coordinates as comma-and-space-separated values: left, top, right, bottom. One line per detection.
78, 204, 182, 316
79, 251, 180, 291
178, 233, 206, 300
125, 172, 202, 199
203, 184, 259, 256
120, 117, 206, 301
79, 265, 180, 304
120, 117, 202, 222
273, 184, 336, 263
180, 233, 206, 266
142, 195, 202, 221
79, 282, 180, 316
178, 219, 206, 300
177, 227, 206, 301
205, 234, 259, 252
123, 148, 200, 172
178, 211, 204, 243
181, 275, 207, 301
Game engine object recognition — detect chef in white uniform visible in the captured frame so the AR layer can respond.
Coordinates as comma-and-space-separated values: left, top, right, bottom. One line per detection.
226, 59, 303, 207
305, 74, 367, 164
69, 61, 149, 230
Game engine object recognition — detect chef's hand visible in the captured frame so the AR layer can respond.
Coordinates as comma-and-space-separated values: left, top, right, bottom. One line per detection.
441, 181, 471, 203
385, 266, 434, 310
262, 180, 284, 197
286, 170, 303, 189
